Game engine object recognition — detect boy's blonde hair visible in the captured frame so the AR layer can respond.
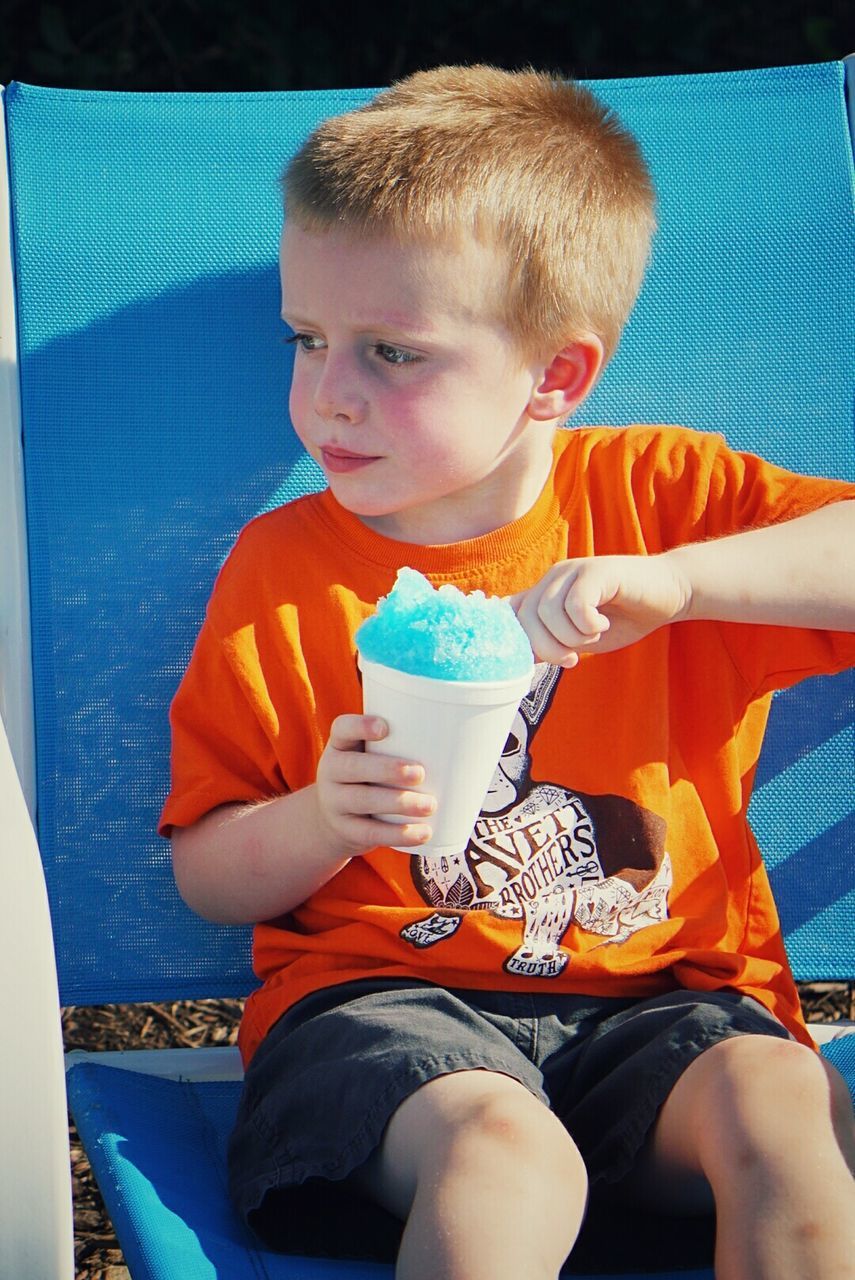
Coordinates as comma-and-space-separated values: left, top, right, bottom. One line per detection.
283, 65, 656, 361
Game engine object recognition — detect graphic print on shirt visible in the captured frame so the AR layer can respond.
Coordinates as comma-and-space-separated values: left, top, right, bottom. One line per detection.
402, 664, 672, 975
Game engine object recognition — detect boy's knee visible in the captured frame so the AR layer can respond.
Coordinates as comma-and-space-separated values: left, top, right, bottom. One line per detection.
362, 1069, 586, 1222
416, 1070, 585, 1186
690, 1034, 848, 1154
700, 1034, 823, 1104
465, 1077, 579, 1155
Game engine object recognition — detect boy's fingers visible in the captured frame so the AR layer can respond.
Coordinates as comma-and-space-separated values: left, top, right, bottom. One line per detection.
562, 596, 611, 640
536, 566, 607, 639
327, 713, 388, 751
330, 811, 433, 851
375, 789, 436, 820
514, 611, 581, 667
564, 564, 618, 633
332, 751, 426, 788
511, 571, 610, 663
391, 827, 434, 847
507, 590, 562, 657
351, 817, 434, 849
331, 783, 435, 819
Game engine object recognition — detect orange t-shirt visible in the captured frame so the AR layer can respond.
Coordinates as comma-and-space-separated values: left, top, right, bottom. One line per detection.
159, 426, 855, 1065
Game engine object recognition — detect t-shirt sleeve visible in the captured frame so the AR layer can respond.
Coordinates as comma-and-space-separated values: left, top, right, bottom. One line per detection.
158, 612, 287, 834
701, 437, 855, 536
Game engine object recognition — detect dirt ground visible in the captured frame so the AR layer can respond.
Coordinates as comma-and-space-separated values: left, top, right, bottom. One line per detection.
65, 984, 853, 1279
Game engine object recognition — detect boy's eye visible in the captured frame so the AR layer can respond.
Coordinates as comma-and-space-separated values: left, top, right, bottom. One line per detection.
374, 342, 421, 366
284, 331, 325, 353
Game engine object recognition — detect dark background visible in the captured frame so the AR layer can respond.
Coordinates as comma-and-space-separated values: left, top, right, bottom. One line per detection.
1, 0, 853, 91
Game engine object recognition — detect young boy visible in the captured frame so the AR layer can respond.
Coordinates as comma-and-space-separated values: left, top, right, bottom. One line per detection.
160, 65, 855, 1280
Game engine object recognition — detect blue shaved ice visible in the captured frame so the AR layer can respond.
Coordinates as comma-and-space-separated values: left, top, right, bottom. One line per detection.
356, 568, 533, 682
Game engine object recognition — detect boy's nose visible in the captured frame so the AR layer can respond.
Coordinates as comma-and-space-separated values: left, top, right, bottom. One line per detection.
312, 358, 367, 424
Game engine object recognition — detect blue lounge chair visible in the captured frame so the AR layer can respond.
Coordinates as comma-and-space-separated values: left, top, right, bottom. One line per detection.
1, 59, 852, 1279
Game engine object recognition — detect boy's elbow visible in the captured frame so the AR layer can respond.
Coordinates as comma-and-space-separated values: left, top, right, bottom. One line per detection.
170, 825, 206, 914
170, 822, 238, 924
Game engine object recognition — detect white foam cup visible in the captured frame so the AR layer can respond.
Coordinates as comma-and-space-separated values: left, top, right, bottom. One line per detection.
358, 653, 533, 857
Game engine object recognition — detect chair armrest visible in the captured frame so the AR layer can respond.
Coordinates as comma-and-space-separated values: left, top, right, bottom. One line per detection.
66, 1044, 245, 1082
810, 1022, 855, 1046
0, 711, 74, 1279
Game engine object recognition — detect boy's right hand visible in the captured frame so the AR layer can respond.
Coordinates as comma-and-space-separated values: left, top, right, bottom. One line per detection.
315, 714, 436, 856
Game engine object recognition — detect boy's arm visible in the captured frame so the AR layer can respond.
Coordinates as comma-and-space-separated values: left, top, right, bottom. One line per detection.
511, 500, 855, 668
672, 498, 855, 627
171, 786, 348, 925
171, 714, 435, 924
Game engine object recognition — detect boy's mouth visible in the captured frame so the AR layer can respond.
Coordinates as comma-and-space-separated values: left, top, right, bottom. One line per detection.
321, 446, 380, 474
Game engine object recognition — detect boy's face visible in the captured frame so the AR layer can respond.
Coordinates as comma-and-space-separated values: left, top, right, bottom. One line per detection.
279, 223, 561, 544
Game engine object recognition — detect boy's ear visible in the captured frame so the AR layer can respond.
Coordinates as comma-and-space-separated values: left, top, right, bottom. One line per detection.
527, 336, 605, 421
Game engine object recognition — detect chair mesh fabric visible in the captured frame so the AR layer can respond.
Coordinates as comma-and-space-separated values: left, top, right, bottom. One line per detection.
9, 60, 853, 1280
7, 65, 853, 1007
66, 1064, 392, 1280
822, 1033, 855, 1105
8, 64, 854, 1008
7, 82, 373, 1003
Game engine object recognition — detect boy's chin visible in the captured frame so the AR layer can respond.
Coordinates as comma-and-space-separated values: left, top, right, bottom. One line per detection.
326, 487, 400, 527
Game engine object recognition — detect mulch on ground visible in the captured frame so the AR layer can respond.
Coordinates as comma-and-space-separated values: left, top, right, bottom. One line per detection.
65, 984, 853, 1280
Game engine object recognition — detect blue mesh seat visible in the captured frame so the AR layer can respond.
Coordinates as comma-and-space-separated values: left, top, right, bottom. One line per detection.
0, 60, 852, 1279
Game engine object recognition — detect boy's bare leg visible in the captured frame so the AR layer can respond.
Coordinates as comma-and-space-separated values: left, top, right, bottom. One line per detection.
621, 1034, 855, 1280
353, 1068, 588, 1280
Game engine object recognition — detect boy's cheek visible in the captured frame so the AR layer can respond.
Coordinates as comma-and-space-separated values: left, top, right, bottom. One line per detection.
288, 378, 313, 433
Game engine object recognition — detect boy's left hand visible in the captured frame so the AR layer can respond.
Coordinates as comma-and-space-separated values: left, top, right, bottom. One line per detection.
508, 555, 691, 668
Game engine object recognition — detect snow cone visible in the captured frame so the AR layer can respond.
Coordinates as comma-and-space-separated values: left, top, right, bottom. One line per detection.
356, 568, 534, 856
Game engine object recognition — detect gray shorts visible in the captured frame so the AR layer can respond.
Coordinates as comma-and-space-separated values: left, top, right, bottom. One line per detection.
229, 979, 790, 1259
